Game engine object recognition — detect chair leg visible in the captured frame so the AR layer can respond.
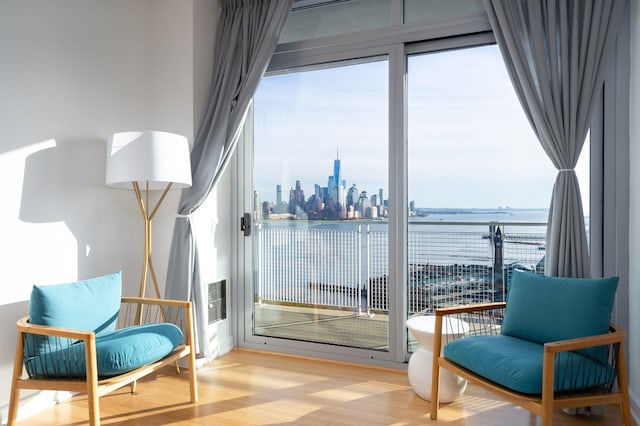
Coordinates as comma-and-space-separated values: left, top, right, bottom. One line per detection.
7, 333, 25, 426
430, 315, 444, 420
7, 387, 20, 426
540, 350, 555, 426
429, 362, 441, 420
87, 389, 101, 426
85, 337, 101, 426
617, 343, 633, 425
188, 347, 198, 403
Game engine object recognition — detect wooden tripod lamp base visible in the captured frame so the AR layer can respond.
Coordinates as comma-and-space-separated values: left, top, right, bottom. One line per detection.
132, 180, 173, 299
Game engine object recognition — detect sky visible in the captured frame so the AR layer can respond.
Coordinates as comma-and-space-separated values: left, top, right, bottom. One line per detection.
253, 44, 590, 212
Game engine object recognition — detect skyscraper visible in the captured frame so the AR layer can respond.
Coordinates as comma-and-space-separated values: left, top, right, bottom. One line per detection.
333, 148, 341, 191
347, 184, 359, 207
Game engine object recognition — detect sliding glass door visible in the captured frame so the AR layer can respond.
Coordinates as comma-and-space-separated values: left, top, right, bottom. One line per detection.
248, 57, 390, 351
406, 44, 555, 331
236, 10, 591, 365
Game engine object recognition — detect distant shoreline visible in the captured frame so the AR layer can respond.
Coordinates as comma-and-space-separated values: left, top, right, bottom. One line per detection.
415, 207, 547, 215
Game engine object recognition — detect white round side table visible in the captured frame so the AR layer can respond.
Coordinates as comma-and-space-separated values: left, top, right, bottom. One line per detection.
406, 315, 468, 402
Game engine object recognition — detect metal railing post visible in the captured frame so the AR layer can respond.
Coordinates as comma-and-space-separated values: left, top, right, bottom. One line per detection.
256, 222, 263, 306
358, 224, 368, 315
490, 224, 505, 302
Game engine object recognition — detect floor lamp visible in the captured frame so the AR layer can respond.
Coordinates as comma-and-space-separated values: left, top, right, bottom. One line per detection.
106, 130, 192, 300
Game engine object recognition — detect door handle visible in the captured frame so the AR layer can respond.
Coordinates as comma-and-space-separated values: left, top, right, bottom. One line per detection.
240, 213, 251, 236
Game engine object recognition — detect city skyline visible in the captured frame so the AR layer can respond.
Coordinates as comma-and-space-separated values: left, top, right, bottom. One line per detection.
257, 151, 389, 220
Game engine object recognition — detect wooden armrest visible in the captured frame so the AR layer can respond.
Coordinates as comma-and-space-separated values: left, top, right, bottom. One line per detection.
118, 298, 194, 340
16, 316, 93, 341
435, 302, 506, 316
544, 324, 627, 354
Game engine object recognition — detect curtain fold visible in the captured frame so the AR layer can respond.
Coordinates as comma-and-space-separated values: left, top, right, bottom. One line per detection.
483, 0, 626, 277
165, 0, 293, 357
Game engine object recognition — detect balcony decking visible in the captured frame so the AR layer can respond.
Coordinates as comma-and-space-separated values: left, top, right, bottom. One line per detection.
255, 303, 397, 351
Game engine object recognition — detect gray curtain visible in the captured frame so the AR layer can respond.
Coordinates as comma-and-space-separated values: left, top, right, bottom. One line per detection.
483, 0, 626, 277
165, 0, 293, 357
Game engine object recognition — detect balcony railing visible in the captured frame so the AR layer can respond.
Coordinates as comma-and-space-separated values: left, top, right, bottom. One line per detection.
254, 221, 546, 315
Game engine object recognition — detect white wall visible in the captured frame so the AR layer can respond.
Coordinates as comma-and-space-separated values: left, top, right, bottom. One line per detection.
628, 0, 640, 420
0, 0, 220, 422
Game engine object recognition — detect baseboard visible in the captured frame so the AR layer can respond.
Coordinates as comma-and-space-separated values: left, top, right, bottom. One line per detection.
176, 336, 234, 369
194, 335, 234, 368
0, 390, 73, 425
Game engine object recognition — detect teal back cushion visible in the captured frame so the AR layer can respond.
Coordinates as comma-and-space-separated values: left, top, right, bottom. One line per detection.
27, 271, 122, 357
501, 270, 618, 344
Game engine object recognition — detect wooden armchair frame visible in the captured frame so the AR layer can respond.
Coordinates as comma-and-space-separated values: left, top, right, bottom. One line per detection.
430, 302, 632, 426
8, 297, 198, 426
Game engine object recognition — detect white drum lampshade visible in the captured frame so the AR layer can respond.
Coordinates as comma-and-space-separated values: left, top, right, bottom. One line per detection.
106, 130, 192, 190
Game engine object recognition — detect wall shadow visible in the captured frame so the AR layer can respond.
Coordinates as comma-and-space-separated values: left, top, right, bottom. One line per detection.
18, 138, 120, 281
0, 301, 29, 393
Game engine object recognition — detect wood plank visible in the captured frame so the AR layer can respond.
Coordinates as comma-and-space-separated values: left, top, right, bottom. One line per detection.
21, 349, 627, 425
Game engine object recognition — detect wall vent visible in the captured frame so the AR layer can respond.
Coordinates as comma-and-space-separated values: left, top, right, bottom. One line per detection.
208, 280, 227, 324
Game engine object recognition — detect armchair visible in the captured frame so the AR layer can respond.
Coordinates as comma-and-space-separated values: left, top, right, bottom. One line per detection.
8, 272, 198, 426
430, 270, 631, 426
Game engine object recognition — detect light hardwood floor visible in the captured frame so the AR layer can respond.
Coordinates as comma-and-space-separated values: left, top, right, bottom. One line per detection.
22, 349, 627, 425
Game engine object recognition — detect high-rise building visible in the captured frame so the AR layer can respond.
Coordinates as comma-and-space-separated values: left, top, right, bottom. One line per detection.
333, 148, 341, 190
289, 180, 305, 215
358, 191, 369, 217
336, 184, 346, 207
347, 184, 358, 207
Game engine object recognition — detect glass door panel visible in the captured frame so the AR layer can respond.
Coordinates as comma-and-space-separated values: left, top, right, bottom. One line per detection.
406, 44, 556, 352
251, 57, 389, 350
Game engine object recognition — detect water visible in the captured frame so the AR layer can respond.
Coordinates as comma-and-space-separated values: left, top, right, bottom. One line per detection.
258, 208, 550, 264
408, 209, 549, 266
417, 208, 549, 225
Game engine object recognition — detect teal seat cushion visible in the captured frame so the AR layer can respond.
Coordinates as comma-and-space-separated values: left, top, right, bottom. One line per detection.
24, 323, 184, 378
27, 272, 123, 358
444, 335, 614, 395
502, 270, 618, 344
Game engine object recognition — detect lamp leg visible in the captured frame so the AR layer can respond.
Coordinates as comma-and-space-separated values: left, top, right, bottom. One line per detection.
133, 182, 150, 299
140, 214, 151, 298
132, 181, 172, 303
148, 256, 162, 299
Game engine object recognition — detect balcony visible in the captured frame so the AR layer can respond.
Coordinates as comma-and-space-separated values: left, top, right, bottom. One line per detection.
253, 220, 547, 350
